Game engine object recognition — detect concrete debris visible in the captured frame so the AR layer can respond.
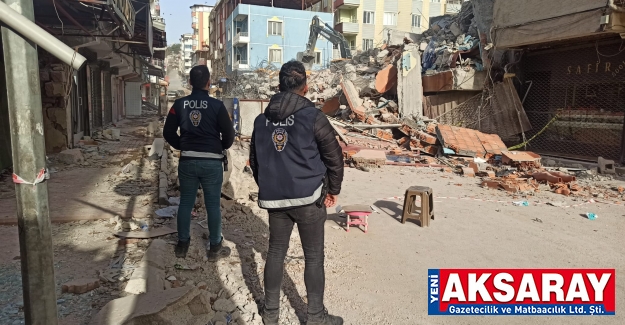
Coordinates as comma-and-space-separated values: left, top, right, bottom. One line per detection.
56, 148, 85, 164
115, 226, 177, 239
61, 278, 100, 294
89, 287, 214, 325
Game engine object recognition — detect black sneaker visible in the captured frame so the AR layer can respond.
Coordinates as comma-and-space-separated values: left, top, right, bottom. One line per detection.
207, 237, 231, 262
307, 308, 343, 325
174, 240, 190, 258
261, 306, 279, 325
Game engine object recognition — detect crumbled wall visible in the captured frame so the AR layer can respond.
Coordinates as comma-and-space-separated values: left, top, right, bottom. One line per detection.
39, 52, 70, 153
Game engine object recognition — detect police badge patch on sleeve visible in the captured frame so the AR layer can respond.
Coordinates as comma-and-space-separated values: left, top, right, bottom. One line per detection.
272, 128, 288, 152
190, 110, 202, 127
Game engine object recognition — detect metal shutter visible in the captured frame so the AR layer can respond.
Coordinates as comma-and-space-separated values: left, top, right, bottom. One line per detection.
125, 82, 142, 116
90, 64, 102, 129
103, 71, 112, 125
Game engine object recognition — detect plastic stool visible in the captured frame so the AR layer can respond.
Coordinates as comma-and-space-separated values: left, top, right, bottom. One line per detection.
401, 186, 434, 227
343, 204, 372, 233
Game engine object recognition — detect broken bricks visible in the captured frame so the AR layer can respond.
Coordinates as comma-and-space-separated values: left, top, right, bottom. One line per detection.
62, 278, 100, 294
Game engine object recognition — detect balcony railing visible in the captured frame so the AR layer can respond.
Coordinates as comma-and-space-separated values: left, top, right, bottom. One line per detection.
233, 59, 249, 70
233, 32, 250, 46
334, 21, 359, 34
334, 0, 360, 9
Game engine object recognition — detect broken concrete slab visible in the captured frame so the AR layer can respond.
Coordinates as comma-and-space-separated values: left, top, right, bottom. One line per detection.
57, 148, 84, 164
341, 80, 365, 121
90, 287, 213, 325
124, 239, 169, 294
124, 265, 167, 295
397, 44, 423, 119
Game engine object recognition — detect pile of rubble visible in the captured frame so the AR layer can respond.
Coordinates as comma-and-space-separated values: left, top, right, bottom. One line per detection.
420, 1, 484, 74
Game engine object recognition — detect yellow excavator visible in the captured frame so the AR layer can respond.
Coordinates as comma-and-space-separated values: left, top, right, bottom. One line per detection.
297, 15, 353, 72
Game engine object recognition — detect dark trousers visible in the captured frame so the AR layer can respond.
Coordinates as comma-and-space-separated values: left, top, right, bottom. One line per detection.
264, 203, 327, 315
177, 159, 223, 245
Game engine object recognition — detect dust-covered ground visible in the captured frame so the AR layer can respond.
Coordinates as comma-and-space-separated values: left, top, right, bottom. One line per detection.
1, 138, 624, 324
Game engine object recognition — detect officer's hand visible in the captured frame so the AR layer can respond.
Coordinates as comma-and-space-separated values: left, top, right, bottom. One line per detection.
324, 194, 337, 208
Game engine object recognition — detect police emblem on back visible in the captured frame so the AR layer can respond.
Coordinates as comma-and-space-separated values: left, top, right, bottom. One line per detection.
190, 110, 202, 127
272, 128, 288, 152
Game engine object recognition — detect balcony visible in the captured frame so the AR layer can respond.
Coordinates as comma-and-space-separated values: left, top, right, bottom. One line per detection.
334, 0, 360, 9
233, 59, 249, 71
233, 32, 249, 46
334, 20, 359, 35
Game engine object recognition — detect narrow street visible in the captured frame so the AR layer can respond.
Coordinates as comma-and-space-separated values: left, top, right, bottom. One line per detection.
2, 0, 625, 324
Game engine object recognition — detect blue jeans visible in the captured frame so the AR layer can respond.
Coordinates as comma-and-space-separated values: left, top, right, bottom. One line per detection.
177, 159, 223, 245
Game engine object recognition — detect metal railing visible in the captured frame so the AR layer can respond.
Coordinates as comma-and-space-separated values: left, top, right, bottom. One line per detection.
237, 32, 249, 37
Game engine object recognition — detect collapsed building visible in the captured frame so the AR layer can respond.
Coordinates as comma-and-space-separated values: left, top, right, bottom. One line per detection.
216, 0, 625, 198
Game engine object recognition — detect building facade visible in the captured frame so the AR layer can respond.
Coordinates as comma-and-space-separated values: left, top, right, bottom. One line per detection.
180, 33, 194, 76
224, 5, 333, 73
209, 0, 324, 80
0, 0, 166, 170
332, 0, 451, 51
191, 4, 213, 52
493, 0, 625, 163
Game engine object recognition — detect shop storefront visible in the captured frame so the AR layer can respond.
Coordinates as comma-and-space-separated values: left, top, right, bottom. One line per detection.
521, 40, 625, 162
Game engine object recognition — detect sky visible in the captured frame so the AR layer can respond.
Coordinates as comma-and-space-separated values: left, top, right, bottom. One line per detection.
160, 0, 217, 45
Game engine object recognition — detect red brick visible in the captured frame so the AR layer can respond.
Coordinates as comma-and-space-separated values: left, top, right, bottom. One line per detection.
374, 129, 393, 140
62, 278, 100, 294
481, 180, 500, 189
416, 131, 438, 145
462, 167, 475, 177
421, 145, 439, 156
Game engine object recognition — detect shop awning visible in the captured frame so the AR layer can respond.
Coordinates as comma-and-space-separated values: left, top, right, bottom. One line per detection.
128, 0, 166, 60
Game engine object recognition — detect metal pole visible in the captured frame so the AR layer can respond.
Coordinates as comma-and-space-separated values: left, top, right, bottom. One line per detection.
1, 0, 59, 323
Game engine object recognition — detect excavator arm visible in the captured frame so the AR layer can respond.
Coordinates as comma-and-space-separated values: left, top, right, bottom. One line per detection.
297, 15, 352, 69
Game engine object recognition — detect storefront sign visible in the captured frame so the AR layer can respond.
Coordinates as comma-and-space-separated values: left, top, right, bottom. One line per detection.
567, 61, 625, 77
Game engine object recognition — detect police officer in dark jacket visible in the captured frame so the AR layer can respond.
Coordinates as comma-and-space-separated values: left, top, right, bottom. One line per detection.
163, 65, 234, 260
250, 60, 344, 325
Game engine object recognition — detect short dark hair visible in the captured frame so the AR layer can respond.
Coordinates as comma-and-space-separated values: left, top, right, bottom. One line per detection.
279, 60, 307, 92
189, 65, 210, 89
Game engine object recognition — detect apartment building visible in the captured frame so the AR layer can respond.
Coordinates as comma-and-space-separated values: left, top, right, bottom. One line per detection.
209, 0, 324, 80
331, 0, 453, 51
180, 33, 194, 76
191, 4, 213, 51
225, 4, 334, 73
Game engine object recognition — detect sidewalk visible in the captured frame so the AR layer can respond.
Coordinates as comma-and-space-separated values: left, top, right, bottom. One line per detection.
0, 117, 159, 225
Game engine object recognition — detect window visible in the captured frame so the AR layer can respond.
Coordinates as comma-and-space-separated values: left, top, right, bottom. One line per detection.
269, 48, 282, 63
412, 14, 421, 28
314, 51, 322, 65
350, 40, 356, 50
383, 12, 397, 26
363, 11, 375, 24
227, 28, 231, 40
322, 0, 328, 8
431, 0, 441, 2
268, 21, 283, 36
363, 39, 374, 51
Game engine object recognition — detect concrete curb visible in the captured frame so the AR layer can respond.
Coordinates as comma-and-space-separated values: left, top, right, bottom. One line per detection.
158, 143, 169, 205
